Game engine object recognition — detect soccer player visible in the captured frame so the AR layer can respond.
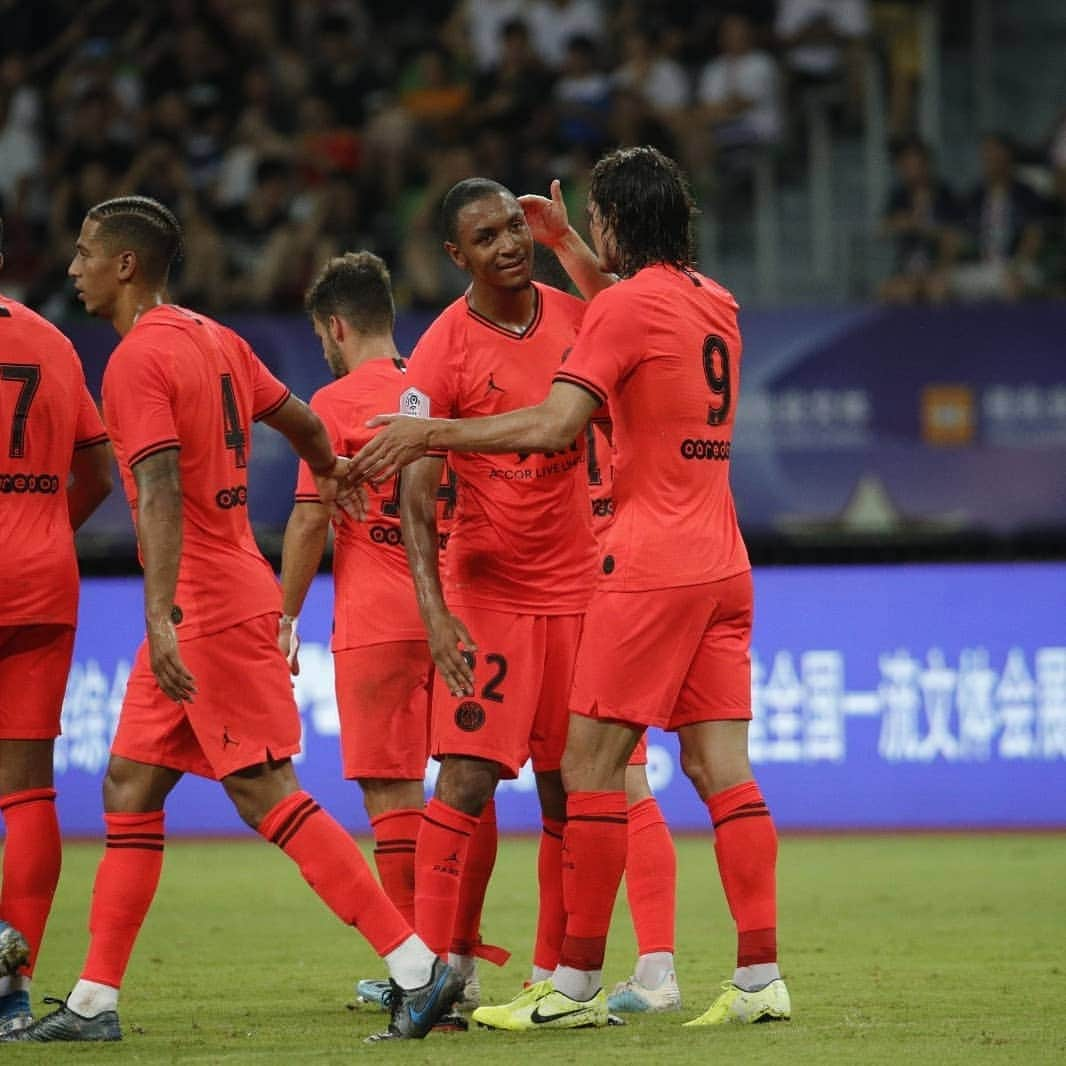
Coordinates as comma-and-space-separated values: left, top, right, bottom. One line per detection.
352, 147, 790, 1031
0, 218, 113, 1036
277, 252, 489, 1019
15, 197, 460, 1043
390, 177, 601, 1003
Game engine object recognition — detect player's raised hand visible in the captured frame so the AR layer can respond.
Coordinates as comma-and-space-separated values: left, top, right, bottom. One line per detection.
147, 616, 197, 703
426, 610, 478, 697
350, 414, 433, 484
518, 179, 570, 248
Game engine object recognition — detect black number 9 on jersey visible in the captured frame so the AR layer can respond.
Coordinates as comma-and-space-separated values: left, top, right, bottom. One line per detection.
701, 334, 731, 427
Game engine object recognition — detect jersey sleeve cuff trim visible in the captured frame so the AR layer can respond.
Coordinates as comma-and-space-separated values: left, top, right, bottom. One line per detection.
128, 439, 181, 466
552, 371, 606, 406
73, 432, 109, 451
293, 493, 321, 502
426, 448, 448, 458
253, 388, 291, 422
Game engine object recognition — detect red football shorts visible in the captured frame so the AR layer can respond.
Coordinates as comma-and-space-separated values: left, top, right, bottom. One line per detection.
432, 606, 583, 779
0, 624, 76, 740
571, 570, 753, 730
333, 641, 432, 780
112, 613, 301, 780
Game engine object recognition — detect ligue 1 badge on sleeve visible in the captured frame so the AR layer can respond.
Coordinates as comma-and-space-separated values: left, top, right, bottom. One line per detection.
400, 386, 430, 418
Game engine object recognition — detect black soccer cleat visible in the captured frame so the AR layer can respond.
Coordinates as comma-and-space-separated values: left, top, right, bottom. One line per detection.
0, 922, 29, 978
12, 997, 122, 1042
364, 958, 464, 1042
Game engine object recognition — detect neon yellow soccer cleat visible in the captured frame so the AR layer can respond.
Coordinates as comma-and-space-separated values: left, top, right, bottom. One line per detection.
472, 981, 608, 1032
683, 979, 791, 1027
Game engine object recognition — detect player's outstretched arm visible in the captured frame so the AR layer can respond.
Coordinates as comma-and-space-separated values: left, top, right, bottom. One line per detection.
400, 456, 477, 698
68, 440, 114, 530
518, 179, 616, 300
133, 448, 197, 703
351, 382, 600, 484
278, 501, 330, 675
260, 394, 367, 520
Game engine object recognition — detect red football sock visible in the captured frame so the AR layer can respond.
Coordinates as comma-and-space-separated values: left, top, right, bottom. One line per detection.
260, 791, 410, 957
625, 797, 676, 956
0, 787, 61, 975
81, 811, 165, 988
450, 799, 498, 957
707, 780, 778, 967
558, 791, 627, 972
532, 816, 566, 971
370, 808, 422, 927
414, 798, 478, 957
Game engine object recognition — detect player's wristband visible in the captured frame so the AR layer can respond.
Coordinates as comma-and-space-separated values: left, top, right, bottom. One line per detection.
280, 614, 298, 627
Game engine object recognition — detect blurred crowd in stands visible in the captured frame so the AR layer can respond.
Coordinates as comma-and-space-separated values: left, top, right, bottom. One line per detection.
1, 0, 1064, 314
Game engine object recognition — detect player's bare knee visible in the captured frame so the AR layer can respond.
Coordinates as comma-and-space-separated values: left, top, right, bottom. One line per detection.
435, 757, 498, 816
223, 759, 299, 829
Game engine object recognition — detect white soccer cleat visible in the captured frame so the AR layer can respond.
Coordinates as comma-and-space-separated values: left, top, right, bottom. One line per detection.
607, 971, 682, 1013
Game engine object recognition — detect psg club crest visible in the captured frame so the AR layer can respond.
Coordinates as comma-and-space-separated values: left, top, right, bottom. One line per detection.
455, 701, 486, 732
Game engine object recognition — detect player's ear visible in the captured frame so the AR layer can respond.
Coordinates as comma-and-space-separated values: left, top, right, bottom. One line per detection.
328, 313, 345, 344
444, 240, 466, 271
116, 249, 137, 281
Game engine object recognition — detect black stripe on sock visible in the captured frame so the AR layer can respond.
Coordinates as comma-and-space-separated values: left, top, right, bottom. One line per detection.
373, 845, 416, 855
276, 803, 321, 850
106, 832, 164, 841
105, 842, 165, 851
422, 814, 472, 838
541, 825, 564, 841
569, 814, 628, 825
714, 808, 770, 830
268, 796, 317, 846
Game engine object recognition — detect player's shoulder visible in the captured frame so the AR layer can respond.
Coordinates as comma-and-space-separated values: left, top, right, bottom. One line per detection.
0, 294, 78, 358
411, 296, 468, 361
536, 281, 586, 320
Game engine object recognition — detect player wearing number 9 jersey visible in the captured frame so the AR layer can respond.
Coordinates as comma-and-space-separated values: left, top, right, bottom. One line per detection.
352, 148, 787, 1032
19, 197, 460, 1044
0, 220, 112, 1034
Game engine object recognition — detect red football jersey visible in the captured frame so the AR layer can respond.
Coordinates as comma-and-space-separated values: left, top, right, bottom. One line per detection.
294, 357, 454, 650
0, 295, 107, 625
554, 265, 750, 591
102, 305, 290, 639
401, 283, 597, 614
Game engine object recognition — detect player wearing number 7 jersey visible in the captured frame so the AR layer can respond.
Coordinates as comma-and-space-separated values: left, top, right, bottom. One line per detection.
352, 147, 789, 1032
0, 218, 113, 1037
15, 198, 462, 1044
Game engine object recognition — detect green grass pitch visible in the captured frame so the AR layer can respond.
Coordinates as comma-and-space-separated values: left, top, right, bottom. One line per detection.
12, 832, 1066, 1064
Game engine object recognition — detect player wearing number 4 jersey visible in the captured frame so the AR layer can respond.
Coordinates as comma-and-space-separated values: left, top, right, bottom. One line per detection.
353, 147, 789, 1033
0, 219, 113, 1037
13, 198, 461, 1044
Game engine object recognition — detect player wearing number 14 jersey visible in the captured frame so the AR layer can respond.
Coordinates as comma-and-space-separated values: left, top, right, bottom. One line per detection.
279, 253, 480, 1024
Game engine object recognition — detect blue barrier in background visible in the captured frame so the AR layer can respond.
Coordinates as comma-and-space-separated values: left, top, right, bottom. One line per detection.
56, 563, 1066, 836
65, 304, 1066, 544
